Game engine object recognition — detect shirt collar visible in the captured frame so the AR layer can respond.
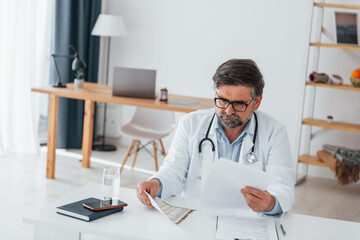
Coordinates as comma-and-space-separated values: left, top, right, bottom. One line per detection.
215, 112, 256, 140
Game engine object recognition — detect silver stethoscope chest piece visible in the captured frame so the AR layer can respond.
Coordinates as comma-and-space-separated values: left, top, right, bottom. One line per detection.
247, 152, 257, 164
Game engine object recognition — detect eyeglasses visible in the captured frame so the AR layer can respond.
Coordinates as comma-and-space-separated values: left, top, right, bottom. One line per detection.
214, 97, 254, 112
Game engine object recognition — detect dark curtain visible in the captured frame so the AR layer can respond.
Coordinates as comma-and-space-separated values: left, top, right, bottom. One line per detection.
50, 0, 101, 148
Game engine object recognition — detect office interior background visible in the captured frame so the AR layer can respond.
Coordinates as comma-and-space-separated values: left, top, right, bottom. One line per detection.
0, 0, 359, 239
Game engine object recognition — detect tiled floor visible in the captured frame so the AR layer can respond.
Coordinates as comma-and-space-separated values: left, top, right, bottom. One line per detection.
1, 145, 359, 239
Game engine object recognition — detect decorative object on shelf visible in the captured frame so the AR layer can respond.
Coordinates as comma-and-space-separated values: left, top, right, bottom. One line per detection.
159, 88, 168, 102
309, 72, 329, 83
52, 45, 87, 88
350, 68, 360, 87
335, 12, 358, 45
309, 72, 343, 85
91, 14, 127, 152
326, 115, 334, 124
74, 69, 85, 88
317, 144, 360, 185
329, 74, 343, 85
323, 144, 360, 166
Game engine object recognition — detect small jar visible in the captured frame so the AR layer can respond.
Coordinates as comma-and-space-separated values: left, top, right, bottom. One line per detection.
160, 88, 168, 102
327, 115, 334, 124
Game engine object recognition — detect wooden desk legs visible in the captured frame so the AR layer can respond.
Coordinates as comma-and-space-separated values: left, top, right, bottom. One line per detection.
46, 94, 59, 179
81, 100, 95, 168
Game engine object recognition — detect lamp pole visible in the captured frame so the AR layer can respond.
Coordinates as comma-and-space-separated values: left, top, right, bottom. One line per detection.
93, 36, 116, 151
91, 14, 127, 151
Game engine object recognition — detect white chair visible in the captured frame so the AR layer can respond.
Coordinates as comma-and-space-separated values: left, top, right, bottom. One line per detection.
119, 107, 175, 172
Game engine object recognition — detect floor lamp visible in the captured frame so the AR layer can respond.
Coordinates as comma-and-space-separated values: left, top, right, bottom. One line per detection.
91, 14, 127, 151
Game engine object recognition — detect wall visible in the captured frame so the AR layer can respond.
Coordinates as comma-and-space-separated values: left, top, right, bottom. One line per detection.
98, 0, 360, 180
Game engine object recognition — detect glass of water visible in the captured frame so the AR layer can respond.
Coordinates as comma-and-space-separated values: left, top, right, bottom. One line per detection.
101, 167, 121, 200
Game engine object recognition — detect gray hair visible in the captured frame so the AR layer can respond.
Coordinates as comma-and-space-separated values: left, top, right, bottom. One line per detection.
212, 59, 265, 98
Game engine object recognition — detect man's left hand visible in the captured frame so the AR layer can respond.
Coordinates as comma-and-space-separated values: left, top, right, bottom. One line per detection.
240, 186, 275, 212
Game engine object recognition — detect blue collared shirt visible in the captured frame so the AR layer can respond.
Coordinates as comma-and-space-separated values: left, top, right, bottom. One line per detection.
215, 117, 247, 163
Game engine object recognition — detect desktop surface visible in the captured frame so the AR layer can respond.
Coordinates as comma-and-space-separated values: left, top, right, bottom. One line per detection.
23, 183, 360, 240
31, 82, 214, 113
23, 183, 215, 240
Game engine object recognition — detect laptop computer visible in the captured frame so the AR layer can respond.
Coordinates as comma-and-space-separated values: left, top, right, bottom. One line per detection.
112, 67, 156, 99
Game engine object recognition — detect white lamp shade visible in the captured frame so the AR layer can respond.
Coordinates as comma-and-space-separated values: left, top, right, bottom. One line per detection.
91, 14, 127, 37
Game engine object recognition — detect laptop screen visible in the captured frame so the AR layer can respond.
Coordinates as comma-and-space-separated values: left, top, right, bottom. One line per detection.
112, 67, 156, 99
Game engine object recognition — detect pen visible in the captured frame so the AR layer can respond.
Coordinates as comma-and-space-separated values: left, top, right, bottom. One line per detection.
280, 224, 286, 236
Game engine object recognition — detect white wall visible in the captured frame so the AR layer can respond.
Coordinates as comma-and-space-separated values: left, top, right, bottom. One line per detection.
99, 0, 360, 180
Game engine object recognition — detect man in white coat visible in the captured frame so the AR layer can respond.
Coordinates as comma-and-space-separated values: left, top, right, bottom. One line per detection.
136, 59, 295, 215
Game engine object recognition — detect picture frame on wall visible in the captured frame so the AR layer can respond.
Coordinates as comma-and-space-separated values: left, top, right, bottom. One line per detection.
335, 12, 358, 45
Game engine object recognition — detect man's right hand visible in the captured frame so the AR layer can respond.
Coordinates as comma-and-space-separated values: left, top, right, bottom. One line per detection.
135, 179, 161, 209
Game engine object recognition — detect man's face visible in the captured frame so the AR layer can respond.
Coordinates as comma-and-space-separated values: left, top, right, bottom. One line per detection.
215, 85, 262, 129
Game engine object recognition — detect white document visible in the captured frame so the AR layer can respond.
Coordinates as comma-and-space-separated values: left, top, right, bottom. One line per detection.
145, 191, 193, 224
216, 215, 278, 240
201, 158, 274, 210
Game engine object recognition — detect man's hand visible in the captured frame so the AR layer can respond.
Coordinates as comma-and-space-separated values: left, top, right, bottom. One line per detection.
136, 179, 161, 209
240, 186, 275, 213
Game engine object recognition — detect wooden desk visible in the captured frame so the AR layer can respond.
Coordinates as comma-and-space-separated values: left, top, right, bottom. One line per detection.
32, 82, 213, 179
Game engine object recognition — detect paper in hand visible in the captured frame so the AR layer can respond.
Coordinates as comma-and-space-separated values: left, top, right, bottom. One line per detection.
200, 158, 274, 210
144, 191, 193, 225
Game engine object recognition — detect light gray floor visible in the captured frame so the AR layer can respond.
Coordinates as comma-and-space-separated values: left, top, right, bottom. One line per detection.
0, 145, 359, 239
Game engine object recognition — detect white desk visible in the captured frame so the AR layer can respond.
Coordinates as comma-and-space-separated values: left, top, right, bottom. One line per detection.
24, 183, 360, 240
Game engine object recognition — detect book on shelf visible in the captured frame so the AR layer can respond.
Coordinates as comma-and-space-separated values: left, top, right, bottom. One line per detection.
56, 197, 123, 222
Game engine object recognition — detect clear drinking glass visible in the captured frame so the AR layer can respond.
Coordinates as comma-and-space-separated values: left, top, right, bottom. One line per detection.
101, 167, 121, 200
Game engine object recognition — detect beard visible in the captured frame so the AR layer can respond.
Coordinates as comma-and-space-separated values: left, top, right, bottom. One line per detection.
216, 112, 245, 129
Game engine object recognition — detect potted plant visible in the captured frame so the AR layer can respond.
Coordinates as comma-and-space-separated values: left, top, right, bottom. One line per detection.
74, 69, 85, 88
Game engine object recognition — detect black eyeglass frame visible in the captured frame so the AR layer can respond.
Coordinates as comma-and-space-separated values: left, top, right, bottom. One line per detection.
214, 97, 254, 112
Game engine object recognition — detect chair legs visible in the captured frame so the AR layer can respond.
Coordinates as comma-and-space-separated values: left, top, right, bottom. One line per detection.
121, 139, 163, 173
159, 139, 166, 157
152, 141, 159, 171
120, 139, 135, 173
132, 140, 141, 168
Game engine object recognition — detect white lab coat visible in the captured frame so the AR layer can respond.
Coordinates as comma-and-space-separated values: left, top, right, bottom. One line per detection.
152, 108, 295, 213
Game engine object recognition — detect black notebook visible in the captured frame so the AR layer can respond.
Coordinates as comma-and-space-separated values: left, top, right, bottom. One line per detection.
56, 197, 123, 222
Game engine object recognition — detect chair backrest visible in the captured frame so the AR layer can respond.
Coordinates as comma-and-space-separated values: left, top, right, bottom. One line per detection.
130, 107, 175, 134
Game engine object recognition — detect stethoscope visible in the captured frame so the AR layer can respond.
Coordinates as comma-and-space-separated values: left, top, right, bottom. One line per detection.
198, 112, 258, 164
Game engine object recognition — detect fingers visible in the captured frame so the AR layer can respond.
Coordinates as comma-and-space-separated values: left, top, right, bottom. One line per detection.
241, 190, 265, 212
242, 186, 266, 197
135, 183, 153, 209
241, 187, 274, 212
148, 178, 160, 199
135, 179, 160, 209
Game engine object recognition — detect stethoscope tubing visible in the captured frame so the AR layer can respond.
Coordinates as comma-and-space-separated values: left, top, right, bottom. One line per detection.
198, 112, 258, 164
198, 114, 216, 153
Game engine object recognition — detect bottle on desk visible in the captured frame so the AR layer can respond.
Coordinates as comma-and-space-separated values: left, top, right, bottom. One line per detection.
160, 88, 168, 102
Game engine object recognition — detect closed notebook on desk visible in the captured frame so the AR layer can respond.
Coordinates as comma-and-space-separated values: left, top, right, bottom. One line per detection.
56, 198, 123, 222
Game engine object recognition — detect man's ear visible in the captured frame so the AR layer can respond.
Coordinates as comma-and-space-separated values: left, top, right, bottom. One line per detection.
253, 96, 262, 111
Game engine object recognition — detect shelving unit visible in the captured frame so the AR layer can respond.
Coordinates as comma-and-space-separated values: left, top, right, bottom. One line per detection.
296, 1, 360, 184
